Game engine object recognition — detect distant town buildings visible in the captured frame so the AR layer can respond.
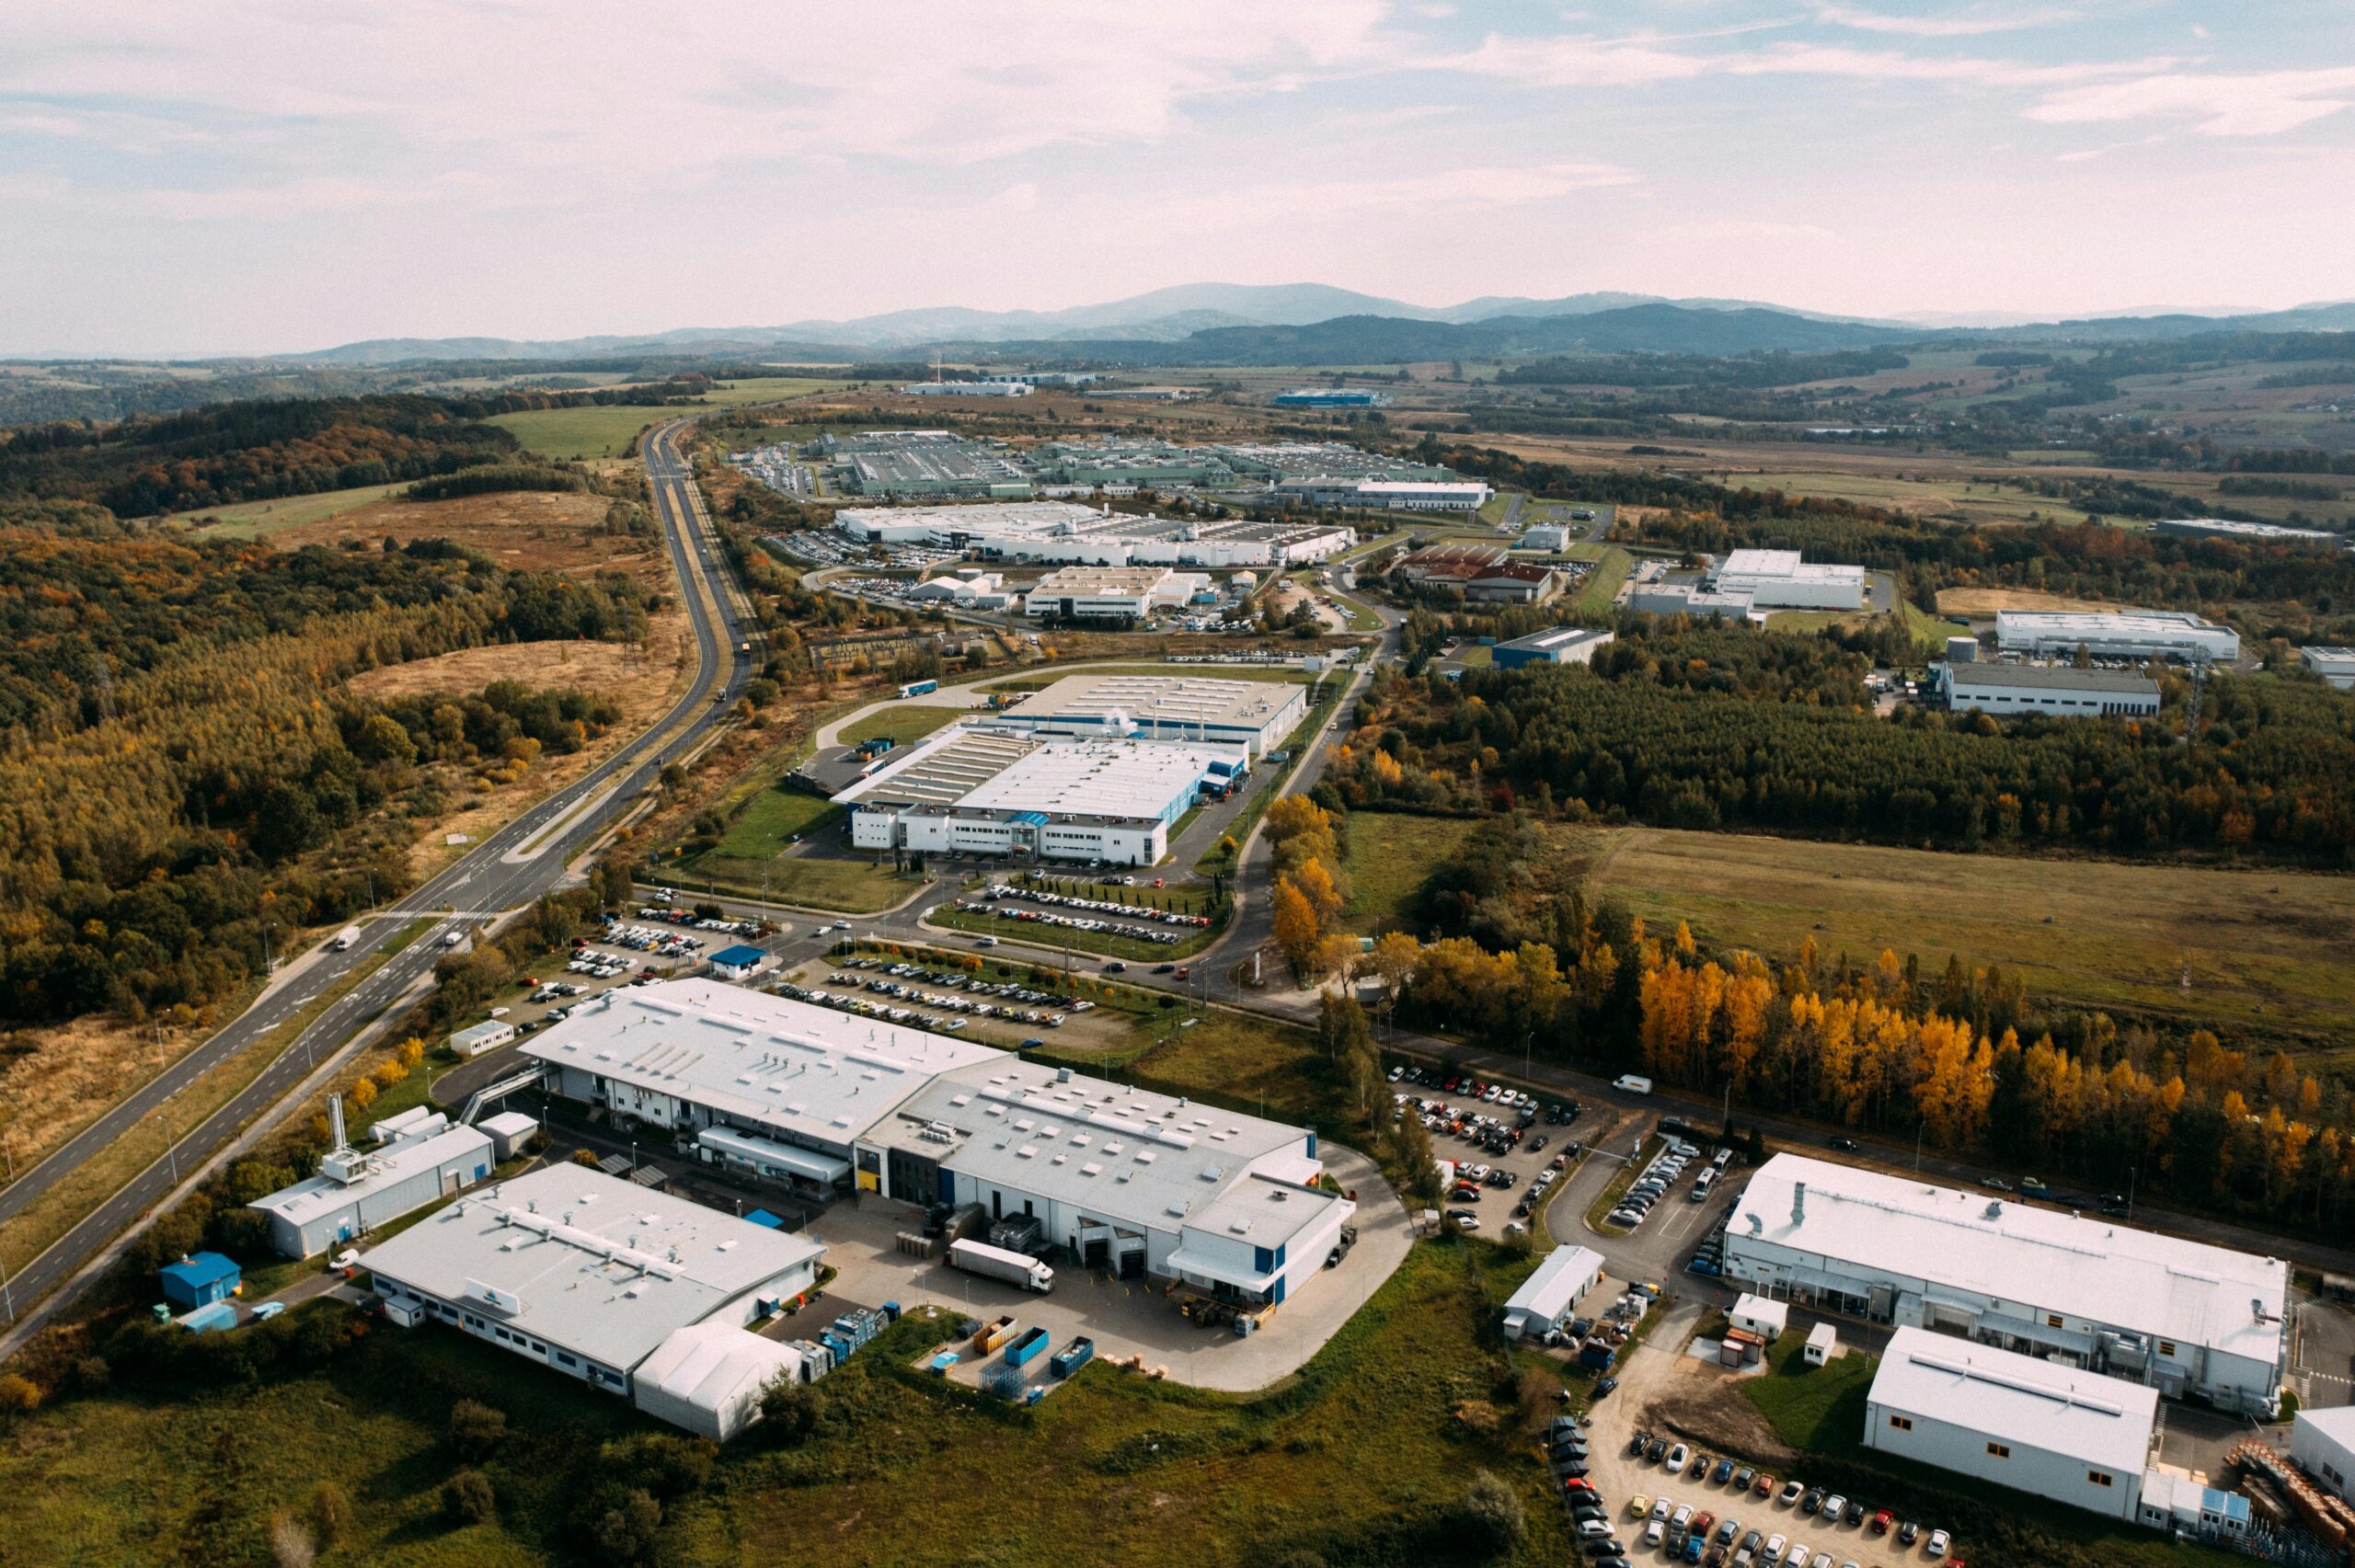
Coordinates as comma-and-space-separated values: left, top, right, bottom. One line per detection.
1272, 387, 1390, 407
2151, 517, 2347, 547
898, 380, 1034, 397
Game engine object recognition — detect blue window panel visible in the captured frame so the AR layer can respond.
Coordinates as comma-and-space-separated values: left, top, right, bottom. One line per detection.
1255, 1245, 1275, 1274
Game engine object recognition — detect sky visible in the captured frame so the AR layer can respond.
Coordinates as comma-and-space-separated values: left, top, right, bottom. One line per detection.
4, 0, 2353, 357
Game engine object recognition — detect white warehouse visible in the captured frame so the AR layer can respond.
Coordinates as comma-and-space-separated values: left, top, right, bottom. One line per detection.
1709, 548, 1867, 610
1722, 1154, 2288, 1417
2292, 1405, 2355, 1503
1866, 1326, 2158, 1522
994, 672, 1307, 759
1940, 662, 2162, 718
1995, 609, 2240, 663
363, 1164, 825, 1440
248, 1100, 494, 1258
1024, 566, 1206, 621
1500, 1245, 1605, 1341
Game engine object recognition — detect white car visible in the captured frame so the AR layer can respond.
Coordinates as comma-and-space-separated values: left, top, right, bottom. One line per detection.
1785, 1544, 1809, 1567
1663, 1444, 1689, 1471
1577, 1519, 1612, 1539
1644, 1521, 1665, 1549
1925, 1530, 1950, 1558
1765, 1534, 1786, 1560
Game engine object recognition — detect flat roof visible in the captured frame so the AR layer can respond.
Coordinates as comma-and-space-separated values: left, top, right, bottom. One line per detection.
1029, 566, 1174, 593
521, 979, 1001, 1150
959, 738, 1236, 819
1504, 1245, 1604, 1323
1950, 664, 2160, 694
362, 1164, 823, 1373
1718, 548, 1865, 583
998, 672, 1305, 734
1735, 1155, 2287, 1366
2301, 647, 2355, 668
1995, 609, 2226, 635
1498, 626, 1614, 653
878, 1056, 1333, 1240
2300, 1404, 2355, 1447
250, 1124, 492, 1228
836, 727, 1042, 807
1870, 1326, 2158, 1474
838, 500, 1097, 533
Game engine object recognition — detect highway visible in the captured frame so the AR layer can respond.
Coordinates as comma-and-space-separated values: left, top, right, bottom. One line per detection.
0, 417, 749, 1342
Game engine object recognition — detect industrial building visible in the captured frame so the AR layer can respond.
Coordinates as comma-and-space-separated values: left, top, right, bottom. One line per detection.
1865, 1327, 2158, 1522
2293, 1406, 2355, 1503
1272, 387, 1389, 407
1211, 441, 1453, 487
1460, 562, 1562, 603
1027, 438, 1233, 490
1723, 1154, 2288, 1417
1519, 524, 1572, 552
1939, 662, 2162, 718
363, 1163, 825, 1440
837, 499, 1352, 569
2136, 1466, 2253, 1543
1274, 477, 1493, 512
836, 727, 1246, 865
900, 380, 1034, 397
869, 1057, 1352, 1308
2151, 517, 2345, 547
2301, 647, 2355, 690
249, 1100, 495, 1257
1629, 582, 1759, 621
522, 982, 1353, 1314
523, 979, 1003, 1193
451, 1019, 516, 1057
992, 671, 1307, 758
1500, 1245, 1604, 1340
160, 1252, 242, 1310
1708, 548, 1867, 610
1022, 565, 1209, 622
816, 431, 1034, 499
1491, 626, 1615, 670
1995, 609, 2240, 663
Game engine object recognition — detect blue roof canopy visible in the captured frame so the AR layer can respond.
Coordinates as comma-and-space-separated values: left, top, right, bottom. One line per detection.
161, 1252, 241, 1288
743, 1208, 785, 1230
710, 944, 768, 967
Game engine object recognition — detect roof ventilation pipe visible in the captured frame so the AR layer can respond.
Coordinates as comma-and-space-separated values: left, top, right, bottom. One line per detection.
1791, 1182, 1807, 1225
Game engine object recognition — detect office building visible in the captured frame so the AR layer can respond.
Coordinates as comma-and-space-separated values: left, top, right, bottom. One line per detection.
363, 1164, 824, 1440
1995, 610, 2240, 663
1022, 566, 1206, 622
1491, 626, 1614, 670
1519, 524, 1572, 552
1940, 662, 2162, 718
1723, 1154, 2288, 1417
1709, 548, 1867, 610
1865, 1327, 2158, 1522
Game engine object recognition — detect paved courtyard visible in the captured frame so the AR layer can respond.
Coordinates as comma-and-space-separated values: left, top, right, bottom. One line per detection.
805, 1144, 1411, 1392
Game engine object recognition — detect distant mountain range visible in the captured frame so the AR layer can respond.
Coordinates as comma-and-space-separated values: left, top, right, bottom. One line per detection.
280, 282, 2355, 368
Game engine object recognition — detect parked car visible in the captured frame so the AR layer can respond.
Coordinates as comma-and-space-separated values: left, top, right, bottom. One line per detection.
1868, 1510, 1894, 1536
1925, 1528, 1949, 1557
1777, 1481, 1804, 1507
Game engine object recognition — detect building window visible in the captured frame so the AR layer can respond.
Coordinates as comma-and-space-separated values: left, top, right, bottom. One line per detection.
1889, 1415, 1913, 1432
2157, 1340, 2176, 1356
2089, 1471, 2113, 1488
2045, 1313, 2064, 1329
1987, 1442, 2011, 1459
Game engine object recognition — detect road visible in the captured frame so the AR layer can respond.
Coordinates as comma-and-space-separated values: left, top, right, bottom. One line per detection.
0, 416, 751, 1341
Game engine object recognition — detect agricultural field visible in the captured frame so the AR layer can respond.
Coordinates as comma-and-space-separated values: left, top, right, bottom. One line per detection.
1589, 827, 2355, 1050
493, 379, 865, 459
178, 480, 409, 537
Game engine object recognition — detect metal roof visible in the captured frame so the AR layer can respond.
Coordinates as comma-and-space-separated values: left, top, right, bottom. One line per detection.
1735, 1155, 2288, 1367
522, 979, 1001, 1150
1949, 664, 2160, 694
1870, 1326, 2158, 1473
249, 1123, 492, 1228
998, 672, 1305, 734
1503, 1245, 1604, 1325
708, 944, 768, 967
360, 1164, 824, 1374
161, 1252, 241, 1288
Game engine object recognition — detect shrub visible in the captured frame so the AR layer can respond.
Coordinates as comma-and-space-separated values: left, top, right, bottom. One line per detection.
591, 1487, 661, 1564
268, 1508, 316, 1568
1459, 1470, 1526, 1555
757, 1376, 823, 1446
448, 1397, 508, 1460
310, 1481, 352, 1548
0, 1373, 41, 1416
442, 1469, 496, 1525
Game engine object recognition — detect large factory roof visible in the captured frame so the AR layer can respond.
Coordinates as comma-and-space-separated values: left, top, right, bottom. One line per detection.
838, 500, 1097, 536
838, 728, 1043, 807
1995, 609, 2234, 645
997, 671, 1304, 735
958, 738, 1239, 818
1735, 1155, 2287, 1366
520, 980, 1000, 1149
1948, 663, 2160, 694
361, 1165, 823, 1373
248, 1123, 491, 1229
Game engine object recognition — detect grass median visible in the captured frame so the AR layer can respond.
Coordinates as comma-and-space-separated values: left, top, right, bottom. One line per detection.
0, 919, 430, 1297
1582, 1133, 1662, 1235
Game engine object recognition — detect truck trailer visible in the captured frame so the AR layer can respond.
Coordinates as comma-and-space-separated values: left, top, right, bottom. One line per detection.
949, 1238, 1055, 1293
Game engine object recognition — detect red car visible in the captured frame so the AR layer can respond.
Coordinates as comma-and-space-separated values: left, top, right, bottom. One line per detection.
1869, 1510, 1894, 1535
1753, 1473, 1775, 1496
1692, 1512, 1716, 1539
1564, 1479, 1597, 1497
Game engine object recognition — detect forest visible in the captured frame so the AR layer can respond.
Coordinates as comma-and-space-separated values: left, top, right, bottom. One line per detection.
1321, 641, 2355, 863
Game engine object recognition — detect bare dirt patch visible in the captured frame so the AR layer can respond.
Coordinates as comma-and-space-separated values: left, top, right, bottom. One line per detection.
1641, 1365, 1798, 1466
279, 488, 662, 584
1935, 586, 2120, 616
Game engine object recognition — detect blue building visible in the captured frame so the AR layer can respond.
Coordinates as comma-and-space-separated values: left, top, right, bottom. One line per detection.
1491, 626, 1615, 670
159, 1252, 242, 1310
708, 944, 773, 981
1272, 388, 1389, 408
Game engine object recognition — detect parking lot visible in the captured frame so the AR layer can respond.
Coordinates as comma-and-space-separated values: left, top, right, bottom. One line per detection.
1388, 1062, 1616, 1242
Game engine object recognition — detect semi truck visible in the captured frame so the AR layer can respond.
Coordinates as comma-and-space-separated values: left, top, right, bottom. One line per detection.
949, 1238, 1054, 1293
329, 924, 362, 952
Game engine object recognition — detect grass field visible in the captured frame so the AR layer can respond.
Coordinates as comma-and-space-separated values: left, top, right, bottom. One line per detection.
488, 405, 666, 460
1591, 828, 2355, 1048
1568, 546, 1633, 614
1339, 815, 1481, 936
837, 704, 967, 747
179, 481, 408, 536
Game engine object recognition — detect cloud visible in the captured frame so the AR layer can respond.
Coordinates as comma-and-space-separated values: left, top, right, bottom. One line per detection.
1812, 4, 2078, 37
2028, 66, 2355, 136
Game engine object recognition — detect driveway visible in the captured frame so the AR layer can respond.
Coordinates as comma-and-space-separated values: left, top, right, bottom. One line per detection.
806, 1144, 1412, 1393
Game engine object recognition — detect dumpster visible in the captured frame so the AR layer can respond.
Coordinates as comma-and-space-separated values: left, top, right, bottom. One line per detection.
1004, 1325, 1051, 1368
1050, 1336, 1095, 1379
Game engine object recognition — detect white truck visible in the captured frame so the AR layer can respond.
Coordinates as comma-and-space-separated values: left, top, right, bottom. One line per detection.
1613, 1074, 1654, 1095
948, 1238, 1053, 1293
330, 924, 362, 952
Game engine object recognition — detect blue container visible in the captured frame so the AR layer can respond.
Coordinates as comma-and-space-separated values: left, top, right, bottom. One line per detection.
1049, 1336, 1095, 1379
1003, 1325, 1051, 1368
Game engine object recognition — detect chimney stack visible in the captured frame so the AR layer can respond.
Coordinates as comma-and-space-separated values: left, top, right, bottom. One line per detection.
328, 1093, 348, 1151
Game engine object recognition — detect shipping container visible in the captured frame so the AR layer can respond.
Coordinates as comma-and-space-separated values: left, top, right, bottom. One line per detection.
1004, 1325, 1051, 1368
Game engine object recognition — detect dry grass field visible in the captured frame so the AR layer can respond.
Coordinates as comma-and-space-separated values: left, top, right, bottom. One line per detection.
1934, 586, 2120, 616
281, 486, 644, 576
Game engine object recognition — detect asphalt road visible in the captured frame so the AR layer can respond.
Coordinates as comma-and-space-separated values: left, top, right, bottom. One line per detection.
0, 416, 750, 1338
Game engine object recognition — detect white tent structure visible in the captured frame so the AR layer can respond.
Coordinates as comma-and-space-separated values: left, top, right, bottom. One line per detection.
631, 1321, 805, 1442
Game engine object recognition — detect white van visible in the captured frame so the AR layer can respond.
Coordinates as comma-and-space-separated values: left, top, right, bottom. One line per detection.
1614, 1074, 1654, 1095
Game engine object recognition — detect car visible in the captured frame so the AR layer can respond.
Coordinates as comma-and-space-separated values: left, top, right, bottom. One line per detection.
1777, 1481, 1804, 1507
1867, 1510, 1893, 1536
1645, 1521, 1666, 1549
1763, 1533, 1785, 1558
1153, 963, 1175, 974
1628, 1496, 1652, 1519
1715, 1517, 1742, 1545
1732, 1467, 1754, 1491
1899, 1521, 1920, 1546
1646, 1436, 1668, 1463
1672, 1504, 1695, 1529
1579, 1519, 1614, 1539
1683, 1538, 1706, 1564
1740, 1531, 1764, 1556
1715, 1459, 1739, 1485
1564, 1479, 1598, 1498
1810, 1556, 1833, 1568
1925, 1528, 1950, 1557
1688, 1451, 1713, 1478
1592, 1376, 1619, 1396
1753, 1472, 1775, 1497
1627, 1430, 1654, 1457
1664, 1443, 1690, 1471
1842, 1499, 1865, 1527
1800, 1488, 1824, 1516
1784, 1545, 1809, 1567
1692, 1510, 1716, 1539
2017, 1176, 2052, 1200
1653, 1496, 1674, 1522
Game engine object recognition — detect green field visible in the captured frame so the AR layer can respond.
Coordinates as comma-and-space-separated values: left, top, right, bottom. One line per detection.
1744, 1333, 2234, 1567
838, 704, 966, 747
1592, 827, 2355, 1049
1338, 814, 1482, 936
178, 481, 408, 536
494, 379, 861, 459
1567, 545, 1633, 614
675, 785, 917, 912
707, 786, 846, 859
